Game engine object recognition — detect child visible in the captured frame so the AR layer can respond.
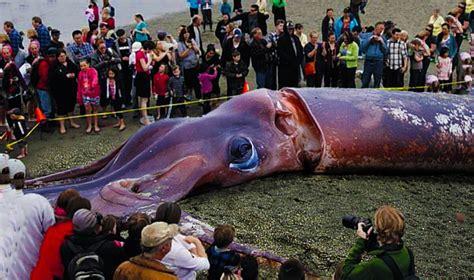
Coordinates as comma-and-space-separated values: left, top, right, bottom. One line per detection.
225, 51, 249, 96
6, 108, 28, 159
168, 66, 187, 117
198, 66, 218, 115
85, 4, 96, 26
437, 47, 452, 93
106, 67, 126, 131
408, 39, 424, 92
153, 64, 170, 120
425, 75, 440, 93
220, 0, 232, 15
206, 224, 241, 280
77, 59, 101, 133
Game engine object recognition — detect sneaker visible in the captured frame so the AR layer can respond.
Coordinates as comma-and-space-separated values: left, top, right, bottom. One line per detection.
184, 95, 193, 101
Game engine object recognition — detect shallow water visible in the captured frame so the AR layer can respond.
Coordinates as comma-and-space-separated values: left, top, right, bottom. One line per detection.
0, 0, 187, 42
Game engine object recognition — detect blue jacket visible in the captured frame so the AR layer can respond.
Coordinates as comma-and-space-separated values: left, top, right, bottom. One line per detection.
436, 33, 457, 58
220, 2, 232, 14
334, 16, 358, 39
187, 0, 199, 9
360, 32, 387, 61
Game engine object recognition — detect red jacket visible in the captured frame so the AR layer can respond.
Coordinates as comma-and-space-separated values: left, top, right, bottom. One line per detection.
36, 59, 50, 90
30, 220, 74, 280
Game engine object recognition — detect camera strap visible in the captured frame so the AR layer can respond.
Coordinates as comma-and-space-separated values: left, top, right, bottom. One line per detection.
377, 247, 416, 280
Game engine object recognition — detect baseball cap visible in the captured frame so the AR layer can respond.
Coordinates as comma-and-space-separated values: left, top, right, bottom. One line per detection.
73, 209, 101, 233
460, 52, 471, 61
8, 159, 25, 179
286, 21, 295, 29
141, 222, 178, 248
45, 47, 58, 56
132, 42, 142, 52
0, 153, 9, 176
233, 28, 242, 38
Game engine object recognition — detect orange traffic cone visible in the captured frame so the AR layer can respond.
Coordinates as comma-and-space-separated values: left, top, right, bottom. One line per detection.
35, 107, 47, 123
242, 81, 250, 94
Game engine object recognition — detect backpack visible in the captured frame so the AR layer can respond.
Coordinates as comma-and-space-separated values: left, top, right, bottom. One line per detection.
377, 247, 420, 280
65, 239, 108, 280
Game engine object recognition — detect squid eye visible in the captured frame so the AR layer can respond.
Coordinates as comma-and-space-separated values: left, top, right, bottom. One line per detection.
229, 137, 259, 172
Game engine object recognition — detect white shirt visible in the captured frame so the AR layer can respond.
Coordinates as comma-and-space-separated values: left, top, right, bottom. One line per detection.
162, 234, 210, 280
193, 26, 201, 48
0, 185, 25, 280
11, 191, 54, 280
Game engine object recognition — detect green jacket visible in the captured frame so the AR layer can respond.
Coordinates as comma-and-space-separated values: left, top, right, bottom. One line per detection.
272, 0, 287, 8
342, 238, 411, 280
338, 42, 359, 69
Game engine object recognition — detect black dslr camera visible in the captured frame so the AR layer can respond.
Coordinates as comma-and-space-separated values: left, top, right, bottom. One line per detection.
342, 215, 378, 250
342, 215, 373, 233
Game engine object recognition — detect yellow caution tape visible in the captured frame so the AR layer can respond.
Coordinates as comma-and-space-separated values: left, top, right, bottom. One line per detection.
4, 80, 469, 150
5, 95, 233, 150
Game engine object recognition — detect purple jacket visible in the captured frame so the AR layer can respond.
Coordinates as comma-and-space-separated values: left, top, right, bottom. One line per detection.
198, 71, 218, 95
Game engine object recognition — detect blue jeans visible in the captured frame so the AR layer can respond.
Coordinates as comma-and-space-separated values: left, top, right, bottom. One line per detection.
256, 71, 266, 89
37, 89, 52, 118
362, 59, 384, 88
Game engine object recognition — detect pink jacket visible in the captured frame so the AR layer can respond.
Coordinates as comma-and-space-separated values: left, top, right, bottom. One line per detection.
77, 67, 100, 105
198, 71, 218, 95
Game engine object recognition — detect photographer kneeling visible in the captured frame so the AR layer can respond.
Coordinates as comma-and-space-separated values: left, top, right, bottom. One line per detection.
342, 206, 418, 280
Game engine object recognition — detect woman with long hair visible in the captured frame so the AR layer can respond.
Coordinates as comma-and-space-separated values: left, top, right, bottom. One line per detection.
177, 28, 201, 99
338, 31, 359, 88
49, 49, 81, 134
322, 32, 339, 87
135, 40, 155, 125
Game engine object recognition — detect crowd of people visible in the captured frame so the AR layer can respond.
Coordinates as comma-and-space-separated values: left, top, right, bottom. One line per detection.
0, 150, 413, 280
0, 0, 473, 159
0, 0, 470, 278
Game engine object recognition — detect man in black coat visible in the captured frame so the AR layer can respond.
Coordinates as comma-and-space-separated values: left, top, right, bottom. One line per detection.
215, 13, 231, 45
231, 4, 269, 36
277, 21, 304, 89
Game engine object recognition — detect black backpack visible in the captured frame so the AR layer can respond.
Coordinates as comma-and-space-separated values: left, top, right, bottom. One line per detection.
377, 247, 420, 280
65, 239, 107, 280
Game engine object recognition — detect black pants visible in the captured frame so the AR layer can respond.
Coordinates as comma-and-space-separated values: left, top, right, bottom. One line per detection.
202, 9, 213, 31
340, 66, 356, 88
120, 67, 133, 106
385, 68, 404, 88
440, 78, 452, 93
184, 67, 202, 99
157, 95, 170, 117
272, 6, 286, 25
409, 69, 424, 92
171, 97, 187, 117
202, 93, 211, 114
190, 8, 199, 17
324, 64, 338, 87
265, 63, 278, 90
305, 75, 316, 87
110, 97, 123, 119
